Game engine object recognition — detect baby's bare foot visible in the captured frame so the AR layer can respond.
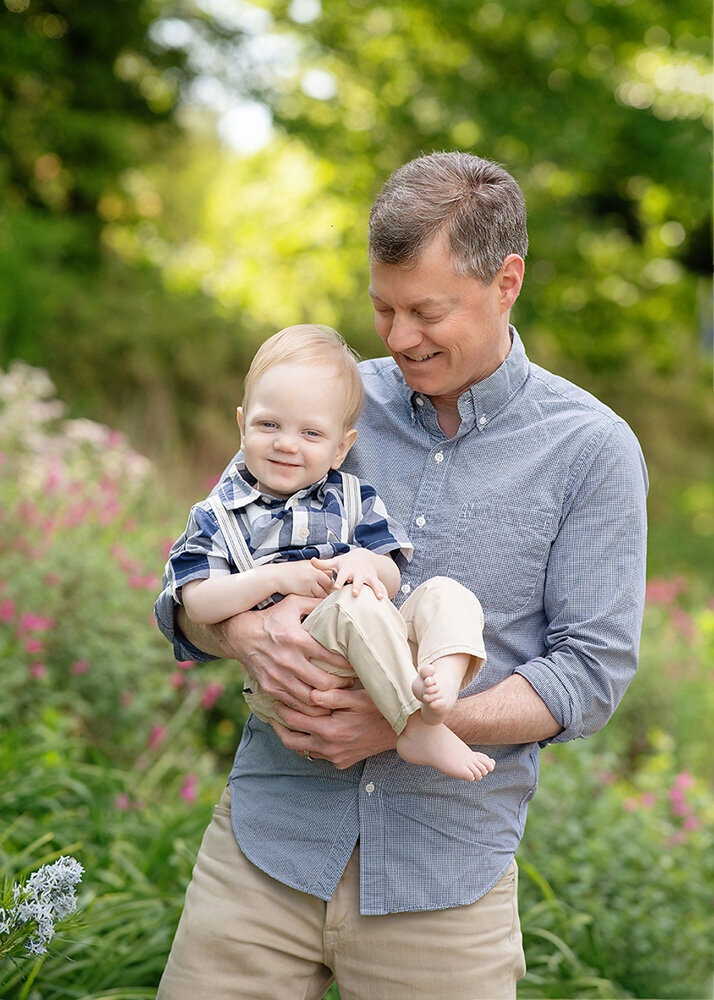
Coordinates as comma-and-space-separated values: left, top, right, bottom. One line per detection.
397, 714, 496, 781
411, 654, 467, 725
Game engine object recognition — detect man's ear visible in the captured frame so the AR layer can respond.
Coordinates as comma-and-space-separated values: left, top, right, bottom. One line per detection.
498, 255, 525, 313
331, 427, 358, 469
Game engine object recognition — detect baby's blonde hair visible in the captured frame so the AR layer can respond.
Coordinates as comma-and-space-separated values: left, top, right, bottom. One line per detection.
242, 325, 365, 428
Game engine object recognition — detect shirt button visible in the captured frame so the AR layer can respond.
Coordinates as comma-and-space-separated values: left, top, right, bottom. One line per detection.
434, 452, 444, 463
415, 396, 424, 406
415, 515, 426, 527
365, 782, 375, 794
299, 527, 310, 538
478, 415, 487, 426
401, 583, 412, 595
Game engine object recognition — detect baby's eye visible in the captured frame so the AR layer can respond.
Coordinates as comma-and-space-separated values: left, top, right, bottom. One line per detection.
304, 430, 322, 439
259, 421, 278, 430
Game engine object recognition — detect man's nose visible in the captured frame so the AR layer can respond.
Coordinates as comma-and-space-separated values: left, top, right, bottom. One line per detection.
385, 313, 421, 351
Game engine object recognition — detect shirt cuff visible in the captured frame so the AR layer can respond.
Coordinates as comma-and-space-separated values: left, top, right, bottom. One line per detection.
515, 657, 584, 746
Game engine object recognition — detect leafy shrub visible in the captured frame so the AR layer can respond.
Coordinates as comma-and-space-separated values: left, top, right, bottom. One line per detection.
0, 713, 221, 999
0, 361, 247, 768
518, 741, 714, 999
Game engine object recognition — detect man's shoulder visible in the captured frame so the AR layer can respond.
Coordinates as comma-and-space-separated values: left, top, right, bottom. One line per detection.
527, 362, 630, 432
524, 363, 644, 476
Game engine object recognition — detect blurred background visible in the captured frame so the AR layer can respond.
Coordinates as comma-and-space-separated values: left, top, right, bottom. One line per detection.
0, 1, 712, 997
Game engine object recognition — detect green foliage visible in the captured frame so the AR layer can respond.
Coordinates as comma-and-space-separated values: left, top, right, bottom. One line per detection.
0, 360, 249, 767
518, 742, 714, 999
0, 715, 219, 999
1, 367, 713, 997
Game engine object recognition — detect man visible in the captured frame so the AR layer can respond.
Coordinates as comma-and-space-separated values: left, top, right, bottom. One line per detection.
155, 152, 648, 1000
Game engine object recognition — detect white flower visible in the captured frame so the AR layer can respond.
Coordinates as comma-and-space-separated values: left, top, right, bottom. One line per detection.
2, 856, 84, 955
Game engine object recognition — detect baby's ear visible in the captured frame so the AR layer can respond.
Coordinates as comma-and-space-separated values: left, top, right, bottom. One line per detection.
236, 407, 244, 434
332, 427, 358, 469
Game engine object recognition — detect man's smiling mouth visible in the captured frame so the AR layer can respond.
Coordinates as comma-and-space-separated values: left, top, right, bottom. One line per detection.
405, 352, 438, 362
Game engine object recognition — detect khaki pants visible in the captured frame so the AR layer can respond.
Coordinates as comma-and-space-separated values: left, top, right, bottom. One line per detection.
244, 576, 487, 734
157, 787, 526, 1000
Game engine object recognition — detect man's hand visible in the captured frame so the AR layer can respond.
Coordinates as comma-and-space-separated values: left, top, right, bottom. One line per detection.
271, 560, 334, 599
271, 686, 397, 769
215, 595, 354, 715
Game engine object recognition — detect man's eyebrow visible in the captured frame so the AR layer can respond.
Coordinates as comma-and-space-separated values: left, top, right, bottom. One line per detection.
368, 290, 453, 307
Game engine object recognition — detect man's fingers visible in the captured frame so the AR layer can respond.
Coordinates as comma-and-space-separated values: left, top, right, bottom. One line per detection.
310, 686, 364, 711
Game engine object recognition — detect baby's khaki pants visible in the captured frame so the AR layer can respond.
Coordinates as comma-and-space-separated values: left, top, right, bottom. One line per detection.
244, 575, 487, 734
157, 786, 526, 1000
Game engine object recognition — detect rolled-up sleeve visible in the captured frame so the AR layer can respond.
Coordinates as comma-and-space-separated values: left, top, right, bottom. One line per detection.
515, 420, 648, 744
154, 581, 219, 663
153, 503, 234, 663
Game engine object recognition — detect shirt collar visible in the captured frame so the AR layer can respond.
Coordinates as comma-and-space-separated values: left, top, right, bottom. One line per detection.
406, 325, 530, 428
217, 460, 330, 511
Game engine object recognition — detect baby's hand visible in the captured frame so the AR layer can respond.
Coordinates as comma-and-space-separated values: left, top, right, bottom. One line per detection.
311, 552, 389, 600
271, 560, 334, 599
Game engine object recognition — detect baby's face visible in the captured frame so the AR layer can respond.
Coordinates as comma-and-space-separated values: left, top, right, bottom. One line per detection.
237, 362, 357, 499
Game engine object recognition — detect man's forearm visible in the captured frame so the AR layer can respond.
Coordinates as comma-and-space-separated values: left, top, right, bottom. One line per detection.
448, 674, 563, 745
175, 605, 235, 660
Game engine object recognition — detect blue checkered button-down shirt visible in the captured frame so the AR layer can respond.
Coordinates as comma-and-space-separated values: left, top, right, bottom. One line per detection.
154, 328, 648, 915
163, 463, 413, 606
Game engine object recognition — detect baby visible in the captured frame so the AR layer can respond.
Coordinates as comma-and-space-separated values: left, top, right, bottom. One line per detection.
164, 325, 495, 782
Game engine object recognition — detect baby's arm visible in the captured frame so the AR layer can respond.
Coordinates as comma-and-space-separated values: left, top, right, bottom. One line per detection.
182, 561, 334, 625
311, 549, 401, 601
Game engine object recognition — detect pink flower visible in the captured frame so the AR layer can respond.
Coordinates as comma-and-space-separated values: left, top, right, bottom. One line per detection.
180, 774, 199, 803
169, 671, 185, 689
71, 660, 89, 675
107, 429, 124, 448
148, 724, 168, 750
622, 797, 639, 812
160, 538, 175, 559
177, 660, 196, 671
645, 576, 687, 606
640, 793, 656, 809
683, 815, 701, 832
0, 598, 16, 623
129, 574, 161, 590
29, 663, 48, 679
595, 770, 615, 785
98, 500, 123, 526
670, 608, 696, 641
18, 613, 55, 635
114, 794, 132, 811
201, 681, 225, 710
674, 772, 695, 791
24, 638, 44, 655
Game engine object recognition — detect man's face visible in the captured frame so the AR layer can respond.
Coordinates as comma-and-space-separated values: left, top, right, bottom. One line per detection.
368, 236, 520, 405
237, 362, 357, 499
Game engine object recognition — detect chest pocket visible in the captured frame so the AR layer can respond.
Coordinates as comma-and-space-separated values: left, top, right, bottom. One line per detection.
447, 503, 554, 615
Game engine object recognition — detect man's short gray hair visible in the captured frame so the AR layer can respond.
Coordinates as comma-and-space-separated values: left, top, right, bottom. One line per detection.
369, 151, 528, 285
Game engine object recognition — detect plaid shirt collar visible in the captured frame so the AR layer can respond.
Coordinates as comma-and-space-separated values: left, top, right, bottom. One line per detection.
216, 460, 331, 512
